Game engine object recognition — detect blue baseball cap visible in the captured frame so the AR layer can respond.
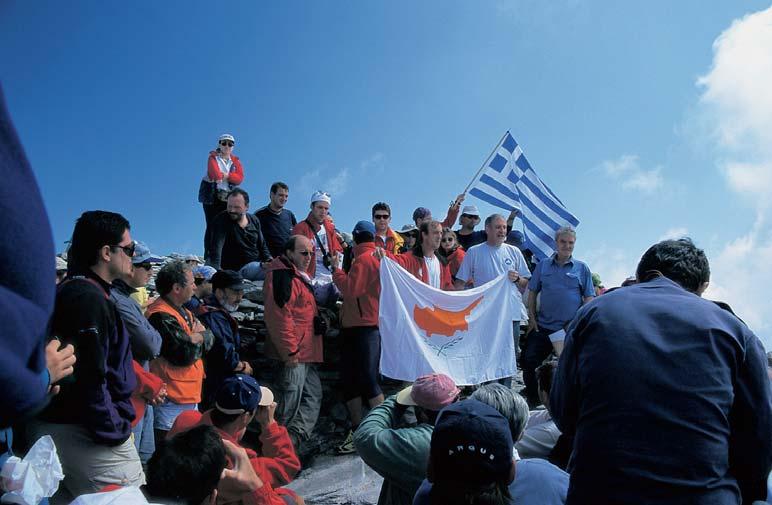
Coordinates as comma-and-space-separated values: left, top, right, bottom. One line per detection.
353, 220, 376, 235
430, 399, 514, 486
506, 230, 524, 247
132, 241, 164, 265
192, 265, 217, 281
215, 375, 274, 414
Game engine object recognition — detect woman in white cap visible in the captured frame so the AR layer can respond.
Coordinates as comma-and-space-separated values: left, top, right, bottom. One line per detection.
198, 133, 245, 261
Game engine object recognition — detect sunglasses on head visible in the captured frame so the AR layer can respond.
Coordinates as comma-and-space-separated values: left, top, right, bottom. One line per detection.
219, 140, 234, 147
374, 214, 390, 220
134, 263, 153, 270
110, 241, 136, 257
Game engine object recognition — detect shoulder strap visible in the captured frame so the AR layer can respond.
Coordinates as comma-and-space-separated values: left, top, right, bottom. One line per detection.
307, 218, 328, 257
58, 275, 109, 300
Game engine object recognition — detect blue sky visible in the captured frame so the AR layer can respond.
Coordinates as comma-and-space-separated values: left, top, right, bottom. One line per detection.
2, 1, 772, 346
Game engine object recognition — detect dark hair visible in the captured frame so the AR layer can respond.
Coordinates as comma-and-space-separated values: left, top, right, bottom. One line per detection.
635, 238, 709, 293
536, 360, 557, 395
67, 211, 130, 271
210, 407, 250, 428
228, 187, 250, 205
283, 235, 307, 255
146, 425, 226, 505
371, 202, 391, 217
413, 220, 446, 263
353, 231, 375, 244
155, 260, 192, 296
429, 481, 511, 505
270, 182, 289, 194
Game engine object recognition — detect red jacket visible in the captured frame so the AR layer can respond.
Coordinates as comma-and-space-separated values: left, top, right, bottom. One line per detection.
291, 214, 344, 278
165, 410, 301, 505
216, 423, 301, 505
130, 360, 164, 428
207, 150, 244, 185
374, 228, 404, 255
263, 257, 323, 363
393, 251, 454, 291
333, 242, 381, 327
445, 247, 466, 278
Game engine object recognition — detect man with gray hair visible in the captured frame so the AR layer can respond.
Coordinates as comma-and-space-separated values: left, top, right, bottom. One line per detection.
413, 383, 570, 505
523, 225, 593, 407
454, 214, 531, 384
146, 260, 210, 441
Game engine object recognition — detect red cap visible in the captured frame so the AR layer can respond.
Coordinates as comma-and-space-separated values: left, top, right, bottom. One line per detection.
396, 373, 460, 411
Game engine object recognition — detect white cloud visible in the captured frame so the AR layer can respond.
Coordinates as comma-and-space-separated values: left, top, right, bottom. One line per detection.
695, 6, 772, 347
657, 227, 689, 242
599, 154, 664, 194
581, 244, 637, 289
295, 152, 384, 203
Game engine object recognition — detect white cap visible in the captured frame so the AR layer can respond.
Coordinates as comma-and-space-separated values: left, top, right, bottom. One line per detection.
311, 190, 331, 205
461, 205, 480, 217
218, 133, 235, 143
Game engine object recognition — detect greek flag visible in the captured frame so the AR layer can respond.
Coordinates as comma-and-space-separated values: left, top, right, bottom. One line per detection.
468, 132, 579, 260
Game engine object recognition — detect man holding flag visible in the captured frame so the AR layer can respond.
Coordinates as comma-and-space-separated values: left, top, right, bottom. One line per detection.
454, 214, 531, 385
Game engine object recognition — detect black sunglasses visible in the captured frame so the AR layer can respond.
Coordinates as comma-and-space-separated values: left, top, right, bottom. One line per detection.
219, 140, 234, 147
110, 241, 136, 257
441, 238, 455, 242
297, 251, 312, 256
374, 214, 390, 220
134, 263, 153, 270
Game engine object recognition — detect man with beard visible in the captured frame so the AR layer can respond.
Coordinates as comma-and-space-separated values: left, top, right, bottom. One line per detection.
208, 188, 272, 281
195, 270, 253, 409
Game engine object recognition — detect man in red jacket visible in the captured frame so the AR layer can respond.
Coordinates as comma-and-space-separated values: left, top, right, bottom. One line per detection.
290, 191, 343, 308
264, 235, 323, 452
391, 220, 455, 291
209, 375, 303, 505
330, 221, 385, 454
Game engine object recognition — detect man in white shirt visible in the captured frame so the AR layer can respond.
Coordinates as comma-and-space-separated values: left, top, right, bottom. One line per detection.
455, 214, 531, 384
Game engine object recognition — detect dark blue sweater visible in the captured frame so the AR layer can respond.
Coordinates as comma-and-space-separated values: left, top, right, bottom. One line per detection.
0, 84, 55, 428
552, 276, 772, 504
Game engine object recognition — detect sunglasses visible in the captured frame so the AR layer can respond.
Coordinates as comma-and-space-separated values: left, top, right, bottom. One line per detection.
441, 238, 455, 242
461, 214, 480, 219
194, 277, 210, 286
297, 250, 313, 256
219, 140, 234, 147
134, 263, 153, 270
110, 241, 136, 257
374, 214, 390, 220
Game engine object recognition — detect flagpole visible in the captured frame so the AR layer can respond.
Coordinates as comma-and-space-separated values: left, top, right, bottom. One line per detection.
462, 130, 510, 194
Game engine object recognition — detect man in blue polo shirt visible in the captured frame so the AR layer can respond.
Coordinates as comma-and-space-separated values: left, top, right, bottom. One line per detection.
523, 226, 594, 406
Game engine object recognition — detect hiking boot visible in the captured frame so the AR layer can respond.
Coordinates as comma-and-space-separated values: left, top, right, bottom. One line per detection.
335, 429, 356, 455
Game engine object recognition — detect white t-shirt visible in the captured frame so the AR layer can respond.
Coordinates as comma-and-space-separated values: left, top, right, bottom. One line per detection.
424, 255, 441, 289
215, 155, 234, 191
456, 242, 531, 321
314, 228, 332, 280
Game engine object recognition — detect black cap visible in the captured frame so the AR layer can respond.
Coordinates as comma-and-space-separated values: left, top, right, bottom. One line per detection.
211, 270, 246, 291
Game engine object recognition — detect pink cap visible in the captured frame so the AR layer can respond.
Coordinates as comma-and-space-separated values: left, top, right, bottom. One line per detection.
396, 373, 460, 411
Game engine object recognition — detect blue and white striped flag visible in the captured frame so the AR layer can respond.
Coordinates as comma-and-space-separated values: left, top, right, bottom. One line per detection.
468, 132, 579, 260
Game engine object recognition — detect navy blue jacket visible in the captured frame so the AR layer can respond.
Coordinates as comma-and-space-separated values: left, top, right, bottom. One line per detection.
195, 295, 241, 406
552, 276, 772, 504
0, 84, 55, 428
41, 271, 136, 446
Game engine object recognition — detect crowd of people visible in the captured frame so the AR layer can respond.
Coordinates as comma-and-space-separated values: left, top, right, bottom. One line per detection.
3, 94, 772, 505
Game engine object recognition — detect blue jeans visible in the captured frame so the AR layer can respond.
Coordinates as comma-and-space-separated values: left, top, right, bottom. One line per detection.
153, 400, 197, 431
240, 261, 265, 281
131, 405, 155, 465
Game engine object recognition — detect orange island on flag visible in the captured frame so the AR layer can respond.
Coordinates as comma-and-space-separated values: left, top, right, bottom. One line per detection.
413, 297, 483, 338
